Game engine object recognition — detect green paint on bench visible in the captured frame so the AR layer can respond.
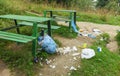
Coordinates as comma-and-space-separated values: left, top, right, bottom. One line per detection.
45, 10, 76, 12
52, 17, 71, 22
18, 22, 60, 29
0, 31, 36, 43
0, 15, 51, 23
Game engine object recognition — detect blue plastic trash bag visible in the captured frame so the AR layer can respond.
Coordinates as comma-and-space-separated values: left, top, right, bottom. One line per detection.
38, 35, 57, 54
71, 20, 78, 33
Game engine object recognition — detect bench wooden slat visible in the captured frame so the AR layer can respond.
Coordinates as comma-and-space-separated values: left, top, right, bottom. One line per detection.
18, 22, 60, 29
0, 33, 31, 42
0, 31, 36, 43
52, 18, 71, 22
52, 15, 71, 22
45, 10, 76, 12
0, 31, 35, 40
0, 35, 28, 43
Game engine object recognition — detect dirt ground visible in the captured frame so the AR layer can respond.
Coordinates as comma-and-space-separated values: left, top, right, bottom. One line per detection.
0, 60, 11, 76
0, 22, 120, 76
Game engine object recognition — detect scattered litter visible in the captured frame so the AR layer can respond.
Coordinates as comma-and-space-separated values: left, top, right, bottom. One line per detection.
73, 57, 77, 60
72, 46, 78, 51
45, 59, 52, 64
82, 31, 88, 37
39, 62, 43, 66
72, 53, 80, 56
77, 65, 81, 68
79, 29, 84, 32
70, 66, 77, 70
83, 43, 87, 48
56, 46, 78, 55
81, 48, 95, 59
93, 29, 101, 32
82, 33, 88, 37
97, 46, 102, 52
78, 28, 102, 39
63, 47, 71, 54
88, 34, 96, 39
68, 73, 71, 76
100, 37, 104, 41
93, 29, 101, 35
40, 58, 43, 61
49, 65, 56, 69
56, 48, 63, 53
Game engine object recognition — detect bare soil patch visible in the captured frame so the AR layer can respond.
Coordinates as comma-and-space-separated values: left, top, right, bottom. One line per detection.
0, 60, 11, 76
38, 22, 120, 76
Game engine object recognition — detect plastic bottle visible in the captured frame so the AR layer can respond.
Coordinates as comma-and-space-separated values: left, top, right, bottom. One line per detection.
97, 46, 102, 52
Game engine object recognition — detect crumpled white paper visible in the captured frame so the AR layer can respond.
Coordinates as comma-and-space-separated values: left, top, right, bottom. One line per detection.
81, 48, 95, 59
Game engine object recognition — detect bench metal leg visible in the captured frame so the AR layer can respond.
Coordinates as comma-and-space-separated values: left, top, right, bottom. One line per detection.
69, 12, 72, 31
44, 11, 47, 17
74, 12, 76, 25
47, 20, 51, 36
14, 20, 20, 34
32, 22, 38, 59
14, 20, 21, 44
50, 11, 53, 18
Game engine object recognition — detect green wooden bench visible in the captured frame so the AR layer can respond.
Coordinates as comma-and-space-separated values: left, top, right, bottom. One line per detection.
44, 10, 76, 29
0, 31, 36, 43
52, 15, 71, 22
18, 21, 60, 29
0, 15, 53, 62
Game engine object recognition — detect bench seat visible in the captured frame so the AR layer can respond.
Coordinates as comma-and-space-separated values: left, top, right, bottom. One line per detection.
52, 18, 71, 22
18, 21, 60, 29
52, 15, 71, 22
0, 31, 36, 43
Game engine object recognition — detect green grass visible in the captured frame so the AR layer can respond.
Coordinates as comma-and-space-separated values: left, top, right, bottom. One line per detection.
71, 46, 120, 76
70, 33, 120, 76
115, 32, 120, 46
52, 26, 78, 38
77, 12, 120, 26
1, 0, 120, 26
115, 31, 120, 54
52, 25, 78, 38
0, 41, 35, 76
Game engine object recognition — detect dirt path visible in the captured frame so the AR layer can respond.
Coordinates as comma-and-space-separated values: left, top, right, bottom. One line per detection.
58, 22, 120, 40
0, 22, 120, 76
0, 60, 11, 76
38, 36, 94, 76
38, 22, 120, 76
